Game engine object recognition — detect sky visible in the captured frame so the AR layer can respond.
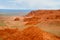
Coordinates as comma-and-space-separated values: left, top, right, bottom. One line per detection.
0, 0, 60, 10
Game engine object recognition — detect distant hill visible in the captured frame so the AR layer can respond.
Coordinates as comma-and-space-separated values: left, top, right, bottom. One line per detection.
0, 9, 31, 13
0, 9, 31, 16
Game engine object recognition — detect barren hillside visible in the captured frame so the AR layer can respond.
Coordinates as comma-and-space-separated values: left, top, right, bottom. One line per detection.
23, 10, 60, 37
0, 26, 60, 40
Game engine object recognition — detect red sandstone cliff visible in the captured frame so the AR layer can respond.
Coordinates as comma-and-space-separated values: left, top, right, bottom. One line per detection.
23, 10, 60, 37
24, 10, 60, 25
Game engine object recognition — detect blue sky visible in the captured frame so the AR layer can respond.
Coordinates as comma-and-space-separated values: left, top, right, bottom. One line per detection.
0, 0, 60, 10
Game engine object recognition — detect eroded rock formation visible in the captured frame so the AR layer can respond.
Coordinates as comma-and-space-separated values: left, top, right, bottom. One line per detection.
23, 10, 60, 37
24, 10, 60, 25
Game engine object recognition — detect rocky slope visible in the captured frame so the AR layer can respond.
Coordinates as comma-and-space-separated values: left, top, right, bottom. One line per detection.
23, 10, 60, 37
24, 10, 60, 25
0, 26, 60, 40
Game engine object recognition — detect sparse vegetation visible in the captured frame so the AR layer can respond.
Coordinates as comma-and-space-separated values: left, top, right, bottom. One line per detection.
0, 21, 6, 26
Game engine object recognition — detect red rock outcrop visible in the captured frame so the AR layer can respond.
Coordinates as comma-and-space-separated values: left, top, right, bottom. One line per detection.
23, 10, 60, 37
23, 10, 60, 25
14, 17, 20, 21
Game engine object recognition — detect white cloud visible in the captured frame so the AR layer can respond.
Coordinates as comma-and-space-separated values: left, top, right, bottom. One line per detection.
14, 0, 60, 9
0, 5, 7, 9
12, 0, 23, 4
0, 0, 60, 9
0, 5, 19, 9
